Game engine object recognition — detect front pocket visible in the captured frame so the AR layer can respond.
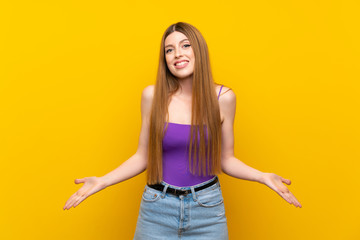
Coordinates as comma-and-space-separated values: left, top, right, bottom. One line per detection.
196, 187, 224, 207
142, 187, 161, 202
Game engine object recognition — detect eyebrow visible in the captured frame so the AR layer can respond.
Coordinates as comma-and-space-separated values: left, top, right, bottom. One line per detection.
165, 39, 190, 48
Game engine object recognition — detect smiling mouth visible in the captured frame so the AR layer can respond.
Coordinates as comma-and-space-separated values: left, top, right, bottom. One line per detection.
174, 61, 189, 69
174, 60, 189, 66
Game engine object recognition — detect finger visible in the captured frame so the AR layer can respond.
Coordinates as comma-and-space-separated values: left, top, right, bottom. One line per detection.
66, 186, 93, 210
280, 192, 293, 205
285, 191, 303, 208
67, 195, 83, 209
295, 198, 302, 207
73, 186, 97, 207
276, 186, 294, 205
64, 182, 91, 210
73, 195, 88, 208
75, 178, 86, 184
64, 196, 77, 210
288, 192, 302, 208
64, 192, 79, 210
285, 193, 296, 205
65, 191, 86, 210
284, 189, 297, 206
275, 184, 302, 207
281, 177, 291, 185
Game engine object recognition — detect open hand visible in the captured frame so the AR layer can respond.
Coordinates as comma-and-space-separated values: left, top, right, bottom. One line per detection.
63, 176, 106, 210
260, 173, 302, 208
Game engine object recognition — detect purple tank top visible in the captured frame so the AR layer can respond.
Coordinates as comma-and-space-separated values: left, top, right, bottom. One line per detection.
162, 85, 224, 187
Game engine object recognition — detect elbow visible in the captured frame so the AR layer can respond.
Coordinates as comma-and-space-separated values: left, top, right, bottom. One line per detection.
134, 151, 148, 171
220, 155, 233, 174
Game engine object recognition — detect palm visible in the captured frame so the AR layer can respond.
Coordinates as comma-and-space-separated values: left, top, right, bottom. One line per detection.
63, 176, 105, 210
261, 173, 302, 208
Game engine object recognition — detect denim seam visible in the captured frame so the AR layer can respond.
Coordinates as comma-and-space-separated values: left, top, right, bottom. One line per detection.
178, 195, 185, 236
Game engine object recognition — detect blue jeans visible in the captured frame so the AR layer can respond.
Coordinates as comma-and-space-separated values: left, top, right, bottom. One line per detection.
133, 176, 229, 240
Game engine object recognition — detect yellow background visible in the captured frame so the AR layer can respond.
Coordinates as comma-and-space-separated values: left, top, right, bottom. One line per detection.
1, 0, 359, 239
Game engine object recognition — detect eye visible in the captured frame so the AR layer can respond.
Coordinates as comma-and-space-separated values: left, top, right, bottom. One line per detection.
165, 49, 173, 54
183, 44, 191, 48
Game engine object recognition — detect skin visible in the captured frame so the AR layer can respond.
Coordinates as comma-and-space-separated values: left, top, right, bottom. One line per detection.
164, 31, 196, 122
63, 31, 302, 210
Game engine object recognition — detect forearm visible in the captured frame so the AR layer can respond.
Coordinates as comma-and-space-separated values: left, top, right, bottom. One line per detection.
99, 152, 147, 188
221, 156, 265, 184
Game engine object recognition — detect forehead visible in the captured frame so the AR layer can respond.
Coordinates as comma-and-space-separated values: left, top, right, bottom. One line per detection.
165, 31, 189, 46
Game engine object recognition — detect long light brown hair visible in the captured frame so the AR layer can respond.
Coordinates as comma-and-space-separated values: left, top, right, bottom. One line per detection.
147, 22, 222, 184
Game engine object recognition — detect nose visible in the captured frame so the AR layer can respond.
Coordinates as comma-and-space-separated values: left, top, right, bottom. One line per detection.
174, 48, 183, 58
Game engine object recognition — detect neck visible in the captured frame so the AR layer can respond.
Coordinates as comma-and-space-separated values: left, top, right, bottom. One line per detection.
176, 74, 193, 97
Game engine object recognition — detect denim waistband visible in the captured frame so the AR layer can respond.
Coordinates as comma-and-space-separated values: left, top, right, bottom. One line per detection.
160, 176, 218, 191
149, 176, 219, 202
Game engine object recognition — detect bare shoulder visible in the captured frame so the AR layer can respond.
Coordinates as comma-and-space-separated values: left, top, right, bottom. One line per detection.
219, 86, 235, 104
142, 84, 155, 100
216, 84, 235, 103
141, 85, 155, 119
217, 85, 236, 123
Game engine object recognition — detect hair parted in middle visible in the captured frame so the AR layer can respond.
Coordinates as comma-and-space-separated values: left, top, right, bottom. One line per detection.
147, 22, 223, 184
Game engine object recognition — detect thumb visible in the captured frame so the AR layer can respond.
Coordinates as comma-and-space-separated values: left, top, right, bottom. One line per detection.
75, 178, 86, 184
281, 177, 291, 185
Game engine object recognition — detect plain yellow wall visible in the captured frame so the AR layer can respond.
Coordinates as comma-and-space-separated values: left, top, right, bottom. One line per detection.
1, 0, 359, 239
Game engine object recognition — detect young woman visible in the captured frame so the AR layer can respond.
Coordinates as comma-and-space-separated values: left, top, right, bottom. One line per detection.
63, 22, 302, 239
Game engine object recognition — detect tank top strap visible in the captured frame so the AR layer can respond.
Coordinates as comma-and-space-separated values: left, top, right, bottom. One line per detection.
217, 85, 224, 100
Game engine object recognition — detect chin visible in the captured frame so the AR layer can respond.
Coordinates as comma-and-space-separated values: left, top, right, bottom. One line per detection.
174, 74, 192, 80
171, 71, 193, 79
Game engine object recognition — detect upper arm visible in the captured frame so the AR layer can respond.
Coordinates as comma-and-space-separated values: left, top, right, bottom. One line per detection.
219, 88, 236, 163
135, 85, 155, 159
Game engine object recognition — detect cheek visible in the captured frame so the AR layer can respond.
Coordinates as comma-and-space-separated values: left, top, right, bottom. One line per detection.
191, 56, 195, 67
165, 57, 172, 68
190, 53, 195, 64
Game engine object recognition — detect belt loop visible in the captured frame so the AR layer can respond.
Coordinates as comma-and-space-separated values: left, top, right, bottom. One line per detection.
161, 184, 169, 198
190, 186, 197, 202
216, 176, 220, 187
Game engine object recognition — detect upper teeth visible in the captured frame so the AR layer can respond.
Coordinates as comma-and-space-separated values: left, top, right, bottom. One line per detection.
175, 61, 188, 66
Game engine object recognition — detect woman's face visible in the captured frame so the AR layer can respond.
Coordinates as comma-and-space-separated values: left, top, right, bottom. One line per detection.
164, 31, 195, 80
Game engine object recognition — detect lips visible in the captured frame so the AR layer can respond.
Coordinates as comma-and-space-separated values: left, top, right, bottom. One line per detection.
174, 60, 189, 66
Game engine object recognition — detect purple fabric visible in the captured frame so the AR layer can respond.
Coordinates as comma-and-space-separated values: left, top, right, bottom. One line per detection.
218, 84, 223, 100
162, 123, 214, 187
161, 85, 224, 187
